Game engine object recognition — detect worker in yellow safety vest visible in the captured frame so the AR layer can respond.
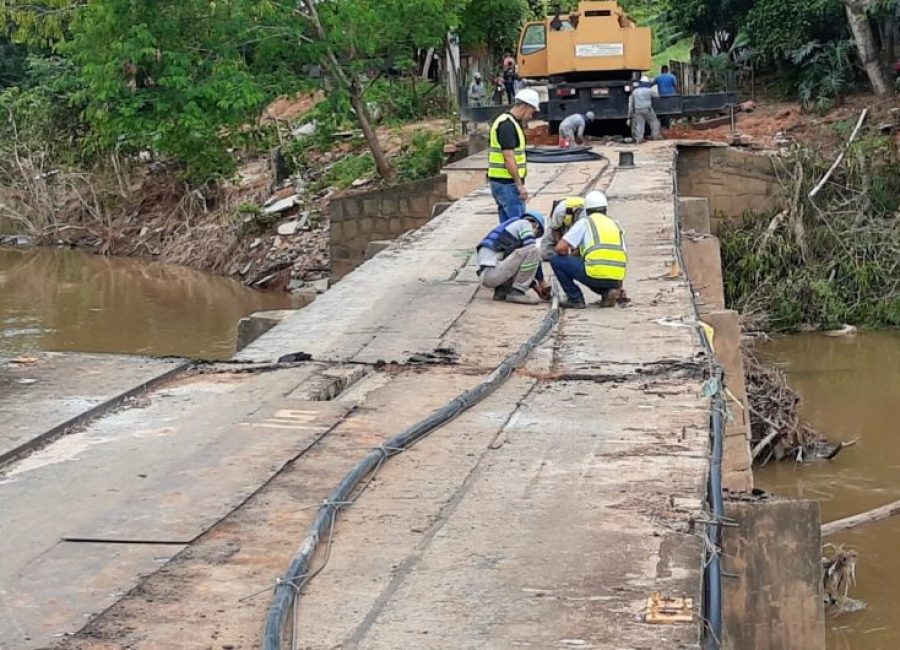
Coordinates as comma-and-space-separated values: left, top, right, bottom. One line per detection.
550, 191, 627, 309
487, 87, 540, 223
541, 196, 586, 260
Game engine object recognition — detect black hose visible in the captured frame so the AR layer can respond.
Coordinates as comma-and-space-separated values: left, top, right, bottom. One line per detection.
262, 296, 561, 650
526, 146, 606, 163
672, 147, 724, 649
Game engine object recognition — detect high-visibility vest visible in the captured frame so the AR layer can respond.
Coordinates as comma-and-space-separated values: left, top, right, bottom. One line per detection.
581, 212, 627, 281
560, 197, 585, 229
488, 113, 527, 181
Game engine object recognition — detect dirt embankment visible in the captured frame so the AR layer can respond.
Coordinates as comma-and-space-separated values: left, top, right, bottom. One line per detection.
9, 92, 453, 293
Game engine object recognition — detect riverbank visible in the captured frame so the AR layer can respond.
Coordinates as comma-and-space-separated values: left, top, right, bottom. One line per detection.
0, 105, 454, 294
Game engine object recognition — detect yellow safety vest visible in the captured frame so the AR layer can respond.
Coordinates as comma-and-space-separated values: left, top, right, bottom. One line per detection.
581, 213, 627, 281
488, 113, 527, 181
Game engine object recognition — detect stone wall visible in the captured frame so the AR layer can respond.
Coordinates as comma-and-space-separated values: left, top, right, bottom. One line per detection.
676, 143, 779, 230
329, 175, 449, 280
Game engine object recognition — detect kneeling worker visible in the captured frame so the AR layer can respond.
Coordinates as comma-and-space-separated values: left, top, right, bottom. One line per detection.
476, 209, 549, 305
549, 191, 627, 309
541, 196, 586, 261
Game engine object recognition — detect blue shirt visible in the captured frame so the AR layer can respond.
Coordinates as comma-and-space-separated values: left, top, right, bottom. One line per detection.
655, 72, 678, 96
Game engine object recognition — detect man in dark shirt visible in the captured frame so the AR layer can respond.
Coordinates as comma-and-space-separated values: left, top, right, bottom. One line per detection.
487, 88, 540, 223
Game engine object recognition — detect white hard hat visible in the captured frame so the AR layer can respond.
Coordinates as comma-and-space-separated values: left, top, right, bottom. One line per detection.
585, 191, 608, 211
585, 111, 595, 121
640, 75, 651, 84
514, 87, 541, 110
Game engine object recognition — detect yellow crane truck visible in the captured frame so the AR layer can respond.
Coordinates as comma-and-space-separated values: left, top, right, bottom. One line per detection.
462, 1, 736, 131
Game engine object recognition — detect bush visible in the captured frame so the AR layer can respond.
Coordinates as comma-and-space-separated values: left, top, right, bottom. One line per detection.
395, 130, 445, 181
720, 141, 900, 331
787, 40, 857, 112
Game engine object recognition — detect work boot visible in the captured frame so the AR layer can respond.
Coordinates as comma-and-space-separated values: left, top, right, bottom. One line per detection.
493, 286, 509, 301
560, 296, 587, 309
599, 289, 619, 308
504, 288, 539, 305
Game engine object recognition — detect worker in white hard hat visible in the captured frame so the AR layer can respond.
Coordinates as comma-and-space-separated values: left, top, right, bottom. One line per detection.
487, 87, 541, 224
541, 195, 586, 260
628, 75, 661, 144
550, 190, 628, 309
558, 111, 595, 147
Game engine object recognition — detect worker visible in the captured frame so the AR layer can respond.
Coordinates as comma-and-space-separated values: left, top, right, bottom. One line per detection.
654, 65, 679, 127
541, 196, 585, 261
628, 76, 661, 144
476, 208, 549, 305
468, 73, 486, 108
558, 111, 594, 147
502, 54, 518, 104
549, 190, 627, 309
487, 87, 541, 223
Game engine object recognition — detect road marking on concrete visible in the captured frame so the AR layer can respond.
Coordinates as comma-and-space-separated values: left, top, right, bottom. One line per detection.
242, 409, 322, 430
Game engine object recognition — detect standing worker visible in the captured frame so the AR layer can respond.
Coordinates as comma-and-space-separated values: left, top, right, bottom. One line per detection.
549, 191, 627, 309
476, 209, 548, 305
541, 196, 586, 260
468, 73, 486, 108
654, 65, 679, 128
628, 76, 661, 144
558, 112, 594, 147
502, 54, 518, 104
487, 87, 541, 223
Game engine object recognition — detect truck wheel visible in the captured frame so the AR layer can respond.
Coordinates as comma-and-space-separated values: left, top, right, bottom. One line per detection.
548, 120, 560, 136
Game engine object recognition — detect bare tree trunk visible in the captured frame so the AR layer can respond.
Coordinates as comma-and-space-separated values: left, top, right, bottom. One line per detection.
843, 0, 892, 97
346, 82, 395, 181
297, 0, 396, 181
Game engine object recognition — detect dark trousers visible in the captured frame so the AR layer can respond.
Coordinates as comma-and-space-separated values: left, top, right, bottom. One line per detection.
504, 81, 515, 104
550, 254, 621, 302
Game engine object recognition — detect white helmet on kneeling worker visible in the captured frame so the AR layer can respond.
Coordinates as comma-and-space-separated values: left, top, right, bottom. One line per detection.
584, 191, 608, 214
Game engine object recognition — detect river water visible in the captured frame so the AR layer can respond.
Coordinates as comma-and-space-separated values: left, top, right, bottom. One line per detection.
0, 247, 300, 360
755, 331, 900, 650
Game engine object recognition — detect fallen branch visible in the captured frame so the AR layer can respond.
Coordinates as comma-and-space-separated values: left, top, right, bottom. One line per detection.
808, 108, 868, 199
822, 497, 900, 536
823, 437, 859, 460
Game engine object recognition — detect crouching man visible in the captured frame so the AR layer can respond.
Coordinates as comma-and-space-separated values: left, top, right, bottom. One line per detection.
476, 208, 550, 305
549, 191, 627, 309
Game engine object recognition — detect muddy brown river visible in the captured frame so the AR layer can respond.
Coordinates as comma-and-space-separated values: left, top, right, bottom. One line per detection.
0, 247, 300, 360
756, 331, 900, 650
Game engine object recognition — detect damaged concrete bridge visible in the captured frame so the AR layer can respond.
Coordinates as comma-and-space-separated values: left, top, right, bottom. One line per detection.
0, 143, 774, 649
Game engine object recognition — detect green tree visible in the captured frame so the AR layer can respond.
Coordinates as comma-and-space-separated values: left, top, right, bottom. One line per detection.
65, 0, 279, 183
458, 0, 527, 58
667, 0, 754, 53
745, 0, 846, 59
290, 0, 461, 182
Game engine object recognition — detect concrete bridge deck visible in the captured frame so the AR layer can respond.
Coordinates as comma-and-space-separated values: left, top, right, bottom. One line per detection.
0, 143, 712, 649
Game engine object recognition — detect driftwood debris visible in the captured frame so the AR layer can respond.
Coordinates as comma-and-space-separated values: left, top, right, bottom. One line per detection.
743, 345, 819, 463
822, 498, 900, 537
822, 544, 858, 607
808, 108, 868, 199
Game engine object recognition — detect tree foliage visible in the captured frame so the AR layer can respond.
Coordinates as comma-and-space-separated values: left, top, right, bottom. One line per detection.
62, 0, 283, 183
667, 0, 754, 51
744, 0, 846, 59
0, 0, 78, 48
458, 0, 527, 56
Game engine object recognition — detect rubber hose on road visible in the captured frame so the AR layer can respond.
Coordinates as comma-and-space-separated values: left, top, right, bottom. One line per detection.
525, 146, 606, 164
262, 292, 561, 650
